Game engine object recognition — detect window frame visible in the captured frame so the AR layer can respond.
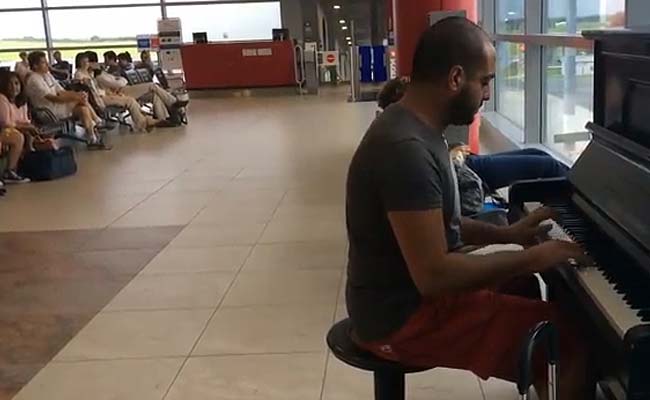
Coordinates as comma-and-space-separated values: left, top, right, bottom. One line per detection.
482, 0, 617, 163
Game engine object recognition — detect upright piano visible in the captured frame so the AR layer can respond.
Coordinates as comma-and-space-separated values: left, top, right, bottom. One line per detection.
509, 29, 650, 400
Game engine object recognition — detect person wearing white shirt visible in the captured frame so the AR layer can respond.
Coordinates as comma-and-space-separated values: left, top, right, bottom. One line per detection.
99, 54, 178, 121
76, 51, 160, 132
25, 51, 108, 149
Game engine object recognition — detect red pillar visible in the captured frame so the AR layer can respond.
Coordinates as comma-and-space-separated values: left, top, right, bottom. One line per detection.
441, 0, 478, 22
394, 0, 481, 152
442, 0, 480, 153
393, 0, 441, 77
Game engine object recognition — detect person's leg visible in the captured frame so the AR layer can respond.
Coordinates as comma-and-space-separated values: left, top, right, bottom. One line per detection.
150, 83, 177, 107
466, 154, 569, 189
104, 95, 149, 131
121, 83, 150, 100
488, 148, 551, 157
73, 104, 97, 142
151, 93, 170, 120
360, 290, 595, 400
0, 128, 24, 170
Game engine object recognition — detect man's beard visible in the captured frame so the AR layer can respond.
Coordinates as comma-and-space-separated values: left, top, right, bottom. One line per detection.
447, 87, 480, 126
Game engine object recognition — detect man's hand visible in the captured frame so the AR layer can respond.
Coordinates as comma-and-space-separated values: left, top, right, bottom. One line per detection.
525, 240, 586, 273
504, 207, 555, 246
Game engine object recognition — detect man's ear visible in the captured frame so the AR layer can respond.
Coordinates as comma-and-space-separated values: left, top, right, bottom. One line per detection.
448, 65, 465, 92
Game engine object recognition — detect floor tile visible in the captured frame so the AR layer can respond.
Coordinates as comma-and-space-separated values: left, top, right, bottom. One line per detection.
81, 226, 183, 251
169, 223, 267, 247
243, 241, 347, 271
223, 269, 341, 306
159, 176, 232, 193
140, 245, 251, 274
14, 358, 183, 400
323, 356, 483, 400
259, 217, 346, 243
0, 229, 97, 255
165, 353, 326, 400
105, 272, 235, 311
55, 310, 212, 361
193, 304, 334, 355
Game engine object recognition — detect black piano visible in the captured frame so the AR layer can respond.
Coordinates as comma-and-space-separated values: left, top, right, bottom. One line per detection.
509, 29, 650, 400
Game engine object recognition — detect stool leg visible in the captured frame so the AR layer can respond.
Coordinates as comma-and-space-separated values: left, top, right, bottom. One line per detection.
373, 371, 405, 400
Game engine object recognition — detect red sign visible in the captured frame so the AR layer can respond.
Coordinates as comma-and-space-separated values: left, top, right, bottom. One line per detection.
326, 53, 336, 63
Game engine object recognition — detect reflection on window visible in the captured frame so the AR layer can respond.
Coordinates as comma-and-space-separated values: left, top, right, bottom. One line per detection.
496, 0, 524, 34
545, 0, 625, 34
0, 11, 47, 50
496, 41, 526, 139
544, 47, 594, 162
166, 2, 282, 43
49, 6, 160, 48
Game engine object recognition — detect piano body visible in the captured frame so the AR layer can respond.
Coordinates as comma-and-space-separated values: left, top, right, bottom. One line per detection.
509, 29, 650, 400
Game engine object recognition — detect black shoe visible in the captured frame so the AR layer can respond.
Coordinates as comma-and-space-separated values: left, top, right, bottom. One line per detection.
172, 100, 189, 108
155, 119, 179, 128
87, 142, 113, 151
3, 170, 30, 184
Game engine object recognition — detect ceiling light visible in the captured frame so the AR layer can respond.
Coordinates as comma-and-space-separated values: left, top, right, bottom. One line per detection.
339, 19, 346, 24
345, 36, 351, 40
507, 11, 516, 15
342, 26, 348, 30
333, 5, 341, 9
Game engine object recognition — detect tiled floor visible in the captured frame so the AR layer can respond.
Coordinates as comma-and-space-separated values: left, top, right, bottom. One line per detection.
2, 89, 521, 399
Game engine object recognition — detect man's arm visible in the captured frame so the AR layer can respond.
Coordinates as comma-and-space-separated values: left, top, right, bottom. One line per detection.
460, 216, 511, 245
44, 91, 83, 104
388, 209, 583, 298
96, 73, 127, 91
461, 207, 556, 246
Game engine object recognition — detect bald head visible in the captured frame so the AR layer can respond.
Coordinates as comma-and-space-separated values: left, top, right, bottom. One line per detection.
411, 16, 493, 84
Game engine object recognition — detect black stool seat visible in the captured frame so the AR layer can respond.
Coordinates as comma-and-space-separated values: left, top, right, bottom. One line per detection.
326, 318, 431, 400
327, 318, 427, 373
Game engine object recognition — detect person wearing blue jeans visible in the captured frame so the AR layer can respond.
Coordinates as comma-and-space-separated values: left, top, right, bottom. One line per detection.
377, 78, 570, 191
465, 148, 569, 190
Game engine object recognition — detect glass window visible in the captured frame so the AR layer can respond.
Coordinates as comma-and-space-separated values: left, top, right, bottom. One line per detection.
496, 41, 526, 138
0, 0, 41, 9
0, 11, 47, 50
496, 0, 525, 34
48, 6, 161, 48
46, 0, 159, 5
544, 46, 594, 161
166, 2, 282, 43
545, 0, 625, 34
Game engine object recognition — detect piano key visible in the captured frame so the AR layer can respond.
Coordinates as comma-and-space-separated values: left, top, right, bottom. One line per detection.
544, 219, 644, 337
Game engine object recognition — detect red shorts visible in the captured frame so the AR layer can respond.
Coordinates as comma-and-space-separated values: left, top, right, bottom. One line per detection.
358, 277, 580, 381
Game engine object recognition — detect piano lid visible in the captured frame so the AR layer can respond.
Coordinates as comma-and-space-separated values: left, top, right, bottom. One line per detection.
566, 29, 650, 273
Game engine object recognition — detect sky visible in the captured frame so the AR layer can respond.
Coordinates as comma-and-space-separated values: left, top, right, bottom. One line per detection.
0, 1, 281, 42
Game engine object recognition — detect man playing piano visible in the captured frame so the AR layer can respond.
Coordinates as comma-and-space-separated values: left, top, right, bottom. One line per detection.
346, 17, 594, 400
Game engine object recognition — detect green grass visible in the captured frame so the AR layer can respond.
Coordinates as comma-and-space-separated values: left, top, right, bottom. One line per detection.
0, 39, 137, 63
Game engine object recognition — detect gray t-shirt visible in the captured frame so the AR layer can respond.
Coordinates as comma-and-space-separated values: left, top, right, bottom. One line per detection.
345, 103, 462, 342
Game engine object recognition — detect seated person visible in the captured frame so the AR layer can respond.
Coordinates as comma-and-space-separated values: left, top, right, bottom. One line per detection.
24, 51, 108, 150
14, 51, 30, 83
376, 77, 569, 192
0, 70, 56, 153
346, 18, 594, 399
103, 51, 120, 76
0, 127, 28, 184
98, 52, 182, 124
136, 50, 155, 76
76, 52, 160, 132
50, 50, 71, 81
117, 52, 134, 72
